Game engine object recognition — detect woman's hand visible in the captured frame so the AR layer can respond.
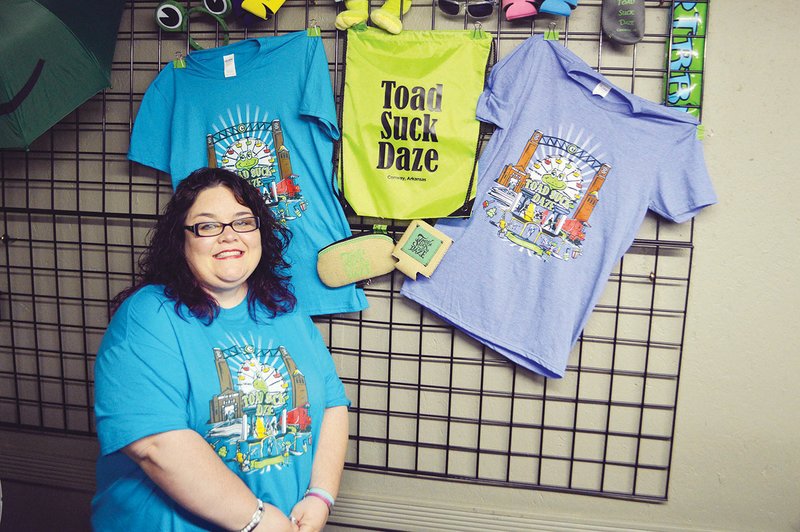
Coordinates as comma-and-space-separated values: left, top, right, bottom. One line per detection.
291, 405, 348, 531
289, 495, 330, 532
254, 505, 300, 532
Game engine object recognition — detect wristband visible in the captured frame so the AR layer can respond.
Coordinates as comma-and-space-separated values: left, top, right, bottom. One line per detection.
239, 499, 263, 532
304, 487, 335, 514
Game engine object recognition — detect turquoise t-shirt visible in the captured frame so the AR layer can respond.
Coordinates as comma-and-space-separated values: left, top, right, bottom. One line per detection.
128, 31, 367, 316
92, 285, 350, 531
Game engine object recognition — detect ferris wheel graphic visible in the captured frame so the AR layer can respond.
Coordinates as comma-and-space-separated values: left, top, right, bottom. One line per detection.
207, 121, 274, 172
236, 357, 286, 394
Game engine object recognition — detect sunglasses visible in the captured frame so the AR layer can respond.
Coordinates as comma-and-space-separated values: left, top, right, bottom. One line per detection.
155, 0, 231, 50
437, 0, 497, 19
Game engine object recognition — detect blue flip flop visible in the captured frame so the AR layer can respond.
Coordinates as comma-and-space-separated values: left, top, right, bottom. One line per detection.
538, 0, 578, 16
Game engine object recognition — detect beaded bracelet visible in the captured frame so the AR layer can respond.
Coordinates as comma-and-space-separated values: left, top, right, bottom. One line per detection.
239, 499, 264, 532
304, 487, 335, 514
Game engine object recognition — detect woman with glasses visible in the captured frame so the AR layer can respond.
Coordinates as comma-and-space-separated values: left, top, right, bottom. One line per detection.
92, 167, 347, 532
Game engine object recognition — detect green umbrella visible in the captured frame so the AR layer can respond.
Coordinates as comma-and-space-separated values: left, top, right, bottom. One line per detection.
0, 0, 125, 149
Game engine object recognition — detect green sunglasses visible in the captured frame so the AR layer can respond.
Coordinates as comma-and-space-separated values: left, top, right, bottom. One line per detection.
155, 0, 232, 50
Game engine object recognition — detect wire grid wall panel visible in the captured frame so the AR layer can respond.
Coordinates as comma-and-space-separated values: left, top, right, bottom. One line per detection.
0, 1, 707, 502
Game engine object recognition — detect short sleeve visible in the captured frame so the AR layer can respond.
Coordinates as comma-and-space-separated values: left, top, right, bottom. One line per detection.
94, 291, 190, 455
649, 125, 717, 223
128, 68, 174, 174
476, 39, 534, 129
299, 37, 340, 141
302, 315, 350, 409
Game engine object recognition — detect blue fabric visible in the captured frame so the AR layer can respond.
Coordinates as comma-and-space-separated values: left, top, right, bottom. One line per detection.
128, 31, 367, 316
401, 36, 717, 378
92, 285, 350, 531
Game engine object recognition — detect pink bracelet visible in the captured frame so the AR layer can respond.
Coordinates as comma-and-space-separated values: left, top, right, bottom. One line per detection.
304, 489, 334, 514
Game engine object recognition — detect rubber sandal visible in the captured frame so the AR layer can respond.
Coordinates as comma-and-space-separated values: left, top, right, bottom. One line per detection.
502, 0, 538, 21
538, 0, 577, 16
602, 0, 644, 44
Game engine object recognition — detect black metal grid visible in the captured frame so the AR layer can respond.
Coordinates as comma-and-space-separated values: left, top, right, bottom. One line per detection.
0, 0, 707, 502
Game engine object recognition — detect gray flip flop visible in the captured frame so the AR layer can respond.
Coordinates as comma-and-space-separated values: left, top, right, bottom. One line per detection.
602, 0, 645, 45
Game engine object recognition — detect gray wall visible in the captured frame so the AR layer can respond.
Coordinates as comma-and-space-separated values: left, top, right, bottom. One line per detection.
337, 3, 800, 530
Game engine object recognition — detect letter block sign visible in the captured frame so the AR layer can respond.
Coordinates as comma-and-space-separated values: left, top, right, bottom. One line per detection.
340, 27, 493, 220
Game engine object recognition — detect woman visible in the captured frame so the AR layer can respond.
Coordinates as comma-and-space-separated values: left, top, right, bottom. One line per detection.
92, 168, 349, 532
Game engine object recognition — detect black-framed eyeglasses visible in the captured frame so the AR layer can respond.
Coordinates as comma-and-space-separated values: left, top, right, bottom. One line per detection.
184, 216, 260, 237
437, 0, 497, 19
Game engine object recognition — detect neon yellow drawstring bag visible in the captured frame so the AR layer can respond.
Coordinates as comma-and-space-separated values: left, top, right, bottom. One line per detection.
339, 27, 493, 219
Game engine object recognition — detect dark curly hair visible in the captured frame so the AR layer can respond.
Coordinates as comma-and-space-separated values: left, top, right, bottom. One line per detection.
112, 167, 295, 322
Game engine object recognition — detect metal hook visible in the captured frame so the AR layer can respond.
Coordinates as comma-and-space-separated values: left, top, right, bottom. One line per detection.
307, 18, 321, 36
471, 21, 484, 39
545, 21, 559, 41
173, 50, 186, 68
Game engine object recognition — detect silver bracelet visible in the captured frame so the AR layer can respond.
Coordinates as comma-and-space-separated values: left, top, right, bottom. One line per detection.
239, 499, 264, 532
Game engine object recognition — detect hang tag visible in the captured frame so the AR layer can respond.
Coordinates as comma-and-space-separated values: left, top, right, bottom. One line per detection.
592, 82, 611, 98
223, 54, 237, 78
544, 25, 559, 41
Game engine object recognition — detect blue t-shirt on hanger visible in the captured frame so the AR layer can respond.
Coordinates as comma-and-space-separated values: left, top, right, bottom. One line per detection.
128, 31, 367, 316
401, 35, 717, 378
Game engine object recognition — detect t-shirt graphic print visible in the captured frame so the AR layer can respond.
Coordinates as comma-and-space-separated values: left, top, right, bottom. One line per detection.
206, 342, 312, 474
482, 129, 611, 262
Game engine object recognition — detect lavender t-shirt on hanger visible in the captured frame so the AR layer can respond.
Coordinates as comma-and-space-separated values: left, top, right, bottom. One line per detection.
401, 36, 717, 378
